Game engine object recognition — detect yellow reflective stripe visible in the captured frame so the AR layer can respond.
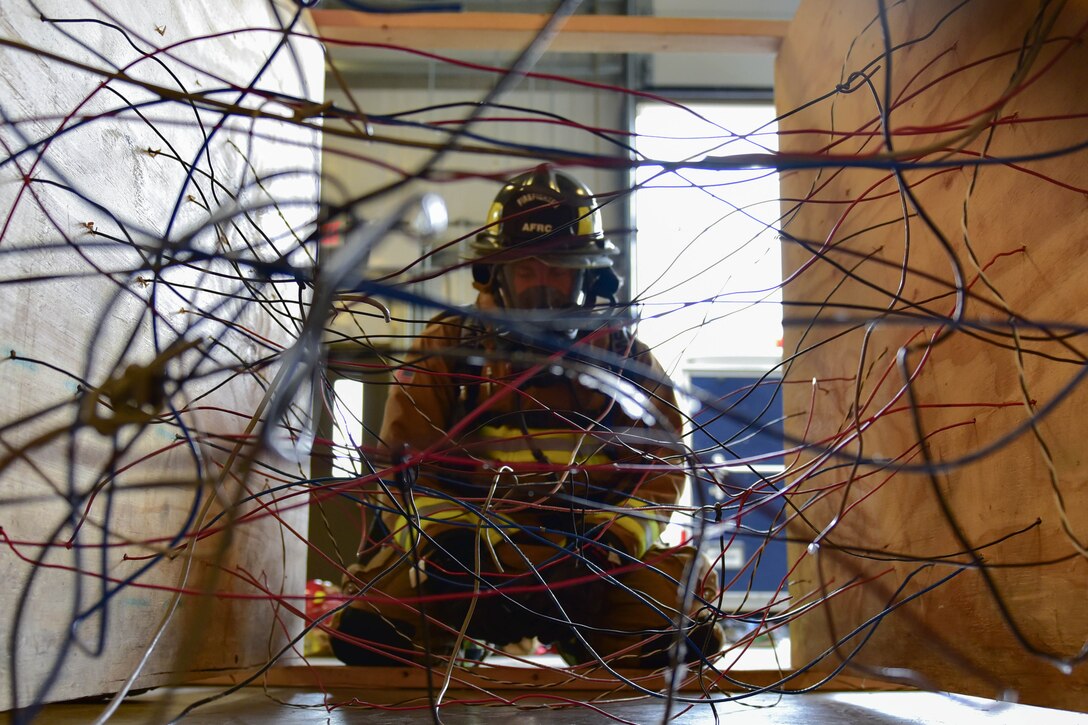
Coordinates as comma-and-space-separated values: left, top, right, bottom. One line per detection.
391, 516, 508, 551
576, 206, 594, 236
476, 424, 612, 466
479, 424, 591, 447
388, 495, 661, 561
475, 448, 613, 465
583, 498, 663, 558
390, 496, 510, 551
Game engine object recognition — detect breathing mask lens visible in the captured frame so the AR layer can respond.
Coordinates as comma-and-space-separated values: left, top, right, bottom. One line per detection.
499, 265, 584, 310
511, 284, 575, 310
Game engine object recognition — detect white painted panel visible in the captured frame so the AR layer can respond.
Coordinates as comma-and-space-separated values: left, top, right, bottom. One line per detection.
0, 0, 322, 709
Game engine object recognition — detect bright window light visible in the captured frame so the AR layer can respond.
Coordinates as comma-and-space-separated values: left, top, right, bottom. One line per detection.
331, 377, 364, 476
633, 102, 783, 373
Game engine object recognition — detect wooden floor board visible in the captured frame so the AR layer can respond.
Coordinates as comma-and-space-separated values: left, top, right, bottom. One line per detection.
14, 686, 1087, 724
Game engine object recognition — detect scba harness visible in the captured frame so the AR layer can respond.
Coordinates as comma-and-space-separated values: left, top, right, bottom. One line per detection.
446, 310, 652, 498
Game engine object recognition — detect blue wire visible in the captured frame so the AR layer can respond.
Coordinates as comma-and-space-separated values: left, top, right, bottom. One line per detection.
329, 1, 463, 14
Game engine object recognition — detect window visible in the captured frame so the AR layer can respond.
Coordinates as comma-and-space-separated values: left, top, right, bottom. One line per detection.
632, 102, 783, 374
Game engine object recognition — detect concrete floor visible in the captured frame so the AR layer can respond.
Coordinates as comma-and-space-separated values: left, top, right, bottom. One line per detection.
9, 687, 1088, 724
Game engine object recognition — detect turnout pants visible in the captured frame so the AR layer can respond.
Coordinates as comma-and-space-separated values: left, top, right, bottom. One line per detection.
331, 524, 724, 669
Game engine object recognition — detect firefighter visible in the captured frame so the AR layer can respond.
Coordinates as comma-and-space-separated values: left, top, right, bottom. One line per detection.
331, 165, 724, 669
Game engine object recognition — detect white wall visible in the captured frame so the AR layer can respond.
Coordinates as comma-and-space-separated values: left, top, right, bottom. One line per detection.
0, 0, 322, 709
649, 0, 799, 88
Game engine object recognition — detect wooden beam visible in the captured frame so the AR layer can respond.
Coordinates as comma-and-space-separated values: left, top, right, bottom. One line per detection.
311, 10, 787, 55
193, 664, 913, 694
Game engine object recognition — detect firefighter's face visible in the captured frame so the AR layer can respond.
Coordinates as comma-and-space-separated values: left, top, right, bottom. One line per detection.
502, 258, 581, 309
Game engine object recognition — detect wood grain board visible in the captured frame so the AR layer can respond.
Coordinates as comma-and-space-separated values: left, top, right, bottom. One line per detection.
311, 10, 788, 55
776, 0, 1088, 712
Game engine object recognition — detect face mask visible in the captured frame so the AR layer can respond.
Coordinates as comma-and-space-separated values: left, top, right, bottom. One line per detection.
510, 284, 577, 310
498, 265, 584, 310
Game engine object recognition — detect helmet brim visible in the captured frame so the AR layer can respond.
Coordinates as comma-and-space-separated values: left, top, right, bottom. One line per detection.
467, 234, 618, 269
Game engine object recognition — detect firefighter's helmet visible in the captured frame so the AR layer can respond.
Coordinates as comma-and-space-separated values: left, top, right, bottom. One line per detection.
470, 165, 617, 267
470, 165, 620, 303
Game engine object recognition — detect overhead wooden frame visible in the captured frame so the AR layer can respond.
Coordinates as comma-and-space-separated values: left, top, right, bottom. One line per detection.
310, 10, 788, 55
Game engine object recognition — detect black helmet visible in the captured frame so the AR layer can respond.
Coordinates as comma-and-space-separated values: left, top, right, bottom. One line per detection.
470, 165, 618, 269
470, 165, 622, 305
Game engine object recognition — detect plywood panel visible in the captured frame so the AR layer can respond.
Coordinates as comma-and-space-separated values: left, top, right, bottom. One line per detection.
776, 0, 1088, 711
0, 0, 322, 712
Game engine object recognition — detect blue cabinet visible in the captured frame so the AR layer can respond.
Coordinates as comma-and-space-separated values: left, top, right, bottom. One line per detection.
689, 370, 788, 613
